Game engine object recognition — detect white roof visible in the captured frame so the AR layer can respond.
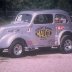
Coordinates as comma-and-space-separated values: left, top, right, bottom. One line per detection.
18, 9, 69, 15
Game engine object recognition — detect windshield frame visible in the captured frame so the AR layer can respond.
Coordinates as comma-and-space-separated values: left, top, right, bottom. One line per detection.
15, 14, 32, 23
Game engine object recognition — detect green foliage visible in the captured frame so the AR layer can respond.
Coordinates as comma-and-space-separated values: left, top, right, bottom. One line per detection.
57, 0, 71, 11
2, 0, 72, 11
5, 0, 55, 10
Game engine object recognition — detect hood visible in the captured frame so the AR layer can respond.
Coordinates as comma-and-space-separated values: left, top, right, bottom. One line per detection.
0, 22, 29, 29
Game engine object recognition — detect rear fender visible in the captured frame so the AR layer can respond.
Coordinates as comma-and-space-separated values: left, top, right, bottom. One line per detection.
58, 30, 69, 45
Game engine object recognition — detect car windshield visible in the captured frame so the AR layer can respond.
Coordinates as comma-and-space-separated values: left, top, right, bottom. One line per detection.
15, 14, 32, 23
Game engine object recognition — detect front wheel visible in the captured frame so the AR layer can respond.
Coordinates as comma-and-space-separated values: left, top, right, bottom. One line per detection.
8, 40, 25, 58
60, 35, 72, 53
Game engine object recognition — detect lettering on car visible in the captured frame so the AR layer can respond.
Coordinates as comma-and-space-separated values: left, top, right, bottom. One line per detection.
35, 26, 52, 38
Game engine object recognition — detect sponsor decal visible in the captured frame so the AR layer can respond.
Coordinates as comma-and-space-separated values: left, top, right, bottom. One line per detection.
36, 27, 52, 38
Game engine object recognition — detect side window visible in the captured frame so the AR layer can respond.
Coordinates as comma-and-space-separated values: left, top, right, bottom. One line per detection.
34, 14, 53, 24
55, 14, 68, 23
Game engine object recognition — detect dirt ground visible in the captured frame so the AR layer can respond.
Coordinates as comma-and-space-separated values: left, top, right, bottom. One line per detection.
0, 48, 72, 72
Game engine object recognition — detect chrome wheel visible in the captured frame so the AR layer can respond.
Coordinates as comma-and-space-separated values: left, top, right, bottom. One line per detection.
60, 35, 72, 53
64, 39, 72, 51
14, 44, 23, 56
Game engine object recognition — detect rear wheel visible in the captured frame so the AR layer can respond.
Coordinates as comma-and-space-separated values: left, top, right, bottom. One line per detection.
60, 35, 72, 53
8, 40, 25, 58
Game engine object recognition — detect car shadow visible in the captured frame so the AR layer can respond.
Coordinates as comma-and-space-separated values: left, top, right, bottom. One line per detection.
0, 52, 9, 58
0, 48, 60, 58
26, 47, 60, 56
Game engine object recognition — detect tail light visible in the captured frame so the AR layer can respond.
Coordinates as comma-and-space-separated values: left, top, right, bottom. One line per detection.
56, 26, 64, 30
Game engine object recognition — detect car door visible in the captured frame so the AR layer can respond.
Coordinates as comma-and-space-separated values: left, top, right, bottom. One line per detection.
30, 14, 56, 47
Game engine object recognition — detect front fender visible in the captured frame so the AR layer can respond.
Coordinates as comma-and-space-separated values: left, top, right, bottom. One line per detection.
0, 33, 29, 48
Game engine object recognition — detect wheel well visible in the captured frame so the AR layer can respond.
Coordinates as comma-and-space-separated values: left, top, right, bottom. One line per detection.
13, 38, 27, 46
60, 31, 72, 41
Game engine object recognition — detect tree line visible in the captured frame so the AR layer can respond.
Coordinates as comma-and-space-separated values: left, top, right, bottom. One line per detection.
0, 0, 72, 12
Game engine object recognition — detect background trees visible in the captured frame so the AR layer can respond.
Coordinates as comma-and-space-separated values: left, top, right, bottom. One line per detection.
0, 0, 72, 11
0, 0, 72, 19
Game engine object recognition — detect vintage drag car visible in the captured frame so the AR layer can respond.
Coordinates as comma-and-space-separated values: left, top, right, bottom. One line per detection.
0, 9, 72, 57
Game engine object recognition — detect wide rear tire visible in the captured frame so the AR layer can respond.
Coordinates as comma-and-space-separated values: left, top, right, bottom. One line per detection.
60, 35, 72, 53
